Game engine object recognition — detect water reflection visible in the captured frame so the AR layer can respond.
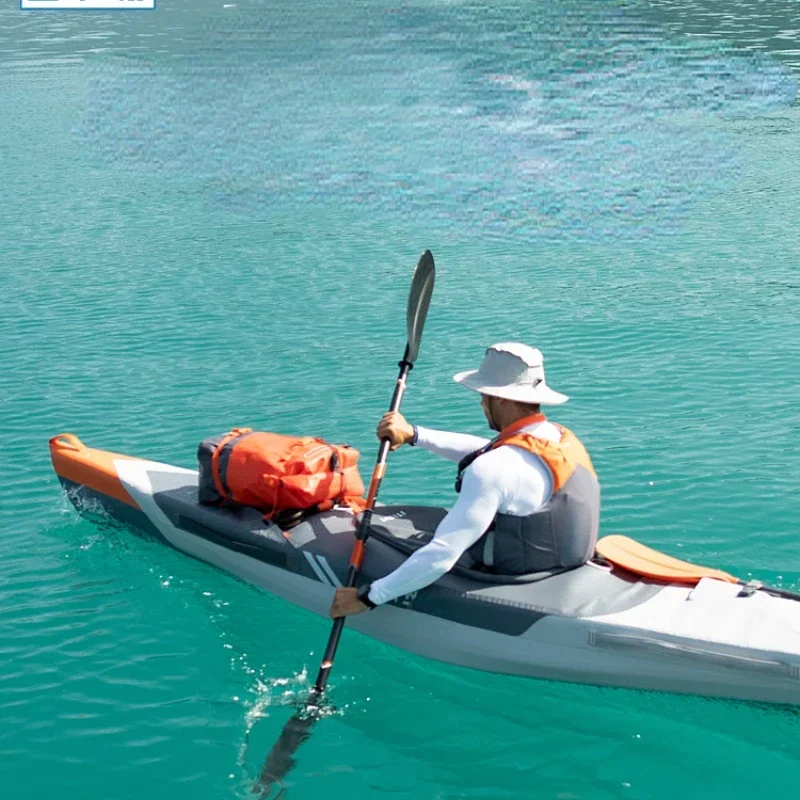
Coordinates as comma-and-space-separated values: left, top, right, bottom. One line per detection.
49, 0, 793, 244
641, 0, 800, 73
0, 0, 221, 65
3, 0, 799, 77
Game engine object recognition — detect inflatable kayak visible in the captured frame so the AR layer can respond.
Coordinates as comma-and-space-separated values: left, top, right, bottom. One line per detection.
50, 433, 800, 706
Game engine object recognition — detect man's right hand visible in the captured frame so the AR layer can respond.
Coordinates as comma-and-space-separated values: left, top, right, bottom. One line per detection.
377, 411, 415, 450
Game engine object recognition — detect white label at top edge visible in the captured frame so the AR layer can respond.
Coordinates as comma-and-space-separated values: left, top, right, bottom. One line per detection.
21, 0, 155, 9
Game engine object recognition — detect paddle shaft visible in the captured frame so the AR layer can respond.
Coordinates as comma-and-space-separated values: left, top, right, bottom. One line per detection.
256, 253, 434, 797
255, 353, 416, 794
311, 351, 413, 696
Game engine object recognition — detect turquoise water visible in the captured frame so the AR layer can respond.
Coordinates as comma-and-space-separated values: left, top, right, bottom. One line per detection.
3, 0, 800, 796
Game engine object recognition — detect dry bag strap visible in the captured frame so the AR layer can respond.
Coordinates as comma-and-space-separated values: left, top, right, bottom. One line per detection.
332, 448, 352, 505
261, 475, 283, 520
329, 448, 342, 503
210, 428, 252, 503
331, 446, 367, 511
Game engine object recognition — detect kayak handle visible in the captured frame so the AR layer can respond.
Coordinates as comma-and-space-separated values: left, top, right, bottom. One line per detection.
50, 433, 85, 452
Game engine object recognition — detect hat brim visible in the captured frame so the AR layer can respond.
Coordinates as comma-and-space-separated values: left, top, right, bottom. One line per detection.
453, 369, 569, 405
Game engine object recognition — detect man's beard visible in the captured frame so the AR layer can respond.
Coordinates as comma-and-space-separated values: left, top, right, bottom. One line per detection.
485, 399, 500, 432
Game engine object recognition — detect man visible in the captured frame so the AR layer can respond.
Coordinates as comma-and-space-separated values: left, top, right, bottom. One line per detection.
330, 342, 599, 617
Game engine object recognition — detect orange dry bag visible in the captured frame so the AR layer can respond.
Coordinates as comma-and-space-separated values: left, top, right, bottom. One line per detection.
197, 428, 366, 520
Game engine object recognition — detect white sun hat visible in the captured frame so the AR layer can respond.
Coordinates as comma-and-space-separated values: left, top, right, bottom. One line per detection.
452, 342, 569, 405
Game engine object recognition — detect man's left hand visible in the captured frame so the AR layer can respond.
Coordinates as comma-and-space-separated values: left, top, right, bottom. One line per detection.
330, 587, 369, 618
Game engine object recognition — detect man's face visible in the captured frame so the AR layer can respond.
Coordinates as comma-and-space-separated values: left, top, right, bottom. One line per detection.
481, 394, 500, 431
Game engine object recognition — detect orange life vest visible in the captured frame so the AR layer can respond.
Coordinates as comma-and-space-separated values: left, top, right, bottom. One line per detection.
457, 414, 600, 574
490, 414, 597, 492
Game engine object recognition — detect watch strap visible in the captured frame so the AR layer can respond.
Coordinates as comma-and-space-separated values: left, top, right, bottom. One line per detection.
356, 583, 377, 609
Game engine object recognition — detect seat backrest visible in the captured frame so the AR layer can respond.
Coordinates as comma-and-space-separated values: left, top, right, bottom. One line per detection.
596, 535, 738, 585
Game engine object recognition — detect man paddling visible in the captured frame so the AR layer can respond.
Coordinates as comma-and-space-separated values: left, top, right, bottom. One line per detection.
330, 342, 600, 617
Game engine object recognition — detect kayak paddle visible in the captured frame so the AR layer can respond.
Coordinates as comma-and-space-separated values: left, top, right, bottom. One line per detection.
256, 249, 435, 795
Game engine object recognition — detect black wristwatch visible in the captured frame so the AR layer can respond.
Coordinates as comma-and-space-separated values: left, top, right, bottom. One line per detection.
356, 583, 377, 609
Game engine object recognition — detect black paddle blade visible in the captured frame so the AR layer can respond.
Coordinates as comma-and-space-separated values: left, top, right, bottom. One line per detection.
405, 250, 435, 364
255, 709, 319, 797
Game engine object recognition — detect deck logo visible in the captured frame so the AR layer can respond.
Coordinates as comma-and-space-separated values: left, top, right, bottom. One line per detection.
395, 590, 418, 608
21, 0, 155, 9
303, 552, 342, 587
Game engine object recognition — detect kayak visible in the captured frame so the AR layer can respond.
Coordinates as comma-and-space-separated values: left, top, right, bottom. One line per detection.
50, 432, 800, 706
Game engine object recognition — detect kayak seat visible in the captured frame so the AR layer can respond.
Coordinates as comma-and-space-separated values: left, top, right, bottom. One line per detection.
367, 505, 578, 585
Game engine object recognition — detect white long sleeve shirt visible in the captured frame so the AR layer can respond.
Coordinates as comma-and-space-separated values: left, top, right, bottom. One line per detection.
368, 419, 561, 606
